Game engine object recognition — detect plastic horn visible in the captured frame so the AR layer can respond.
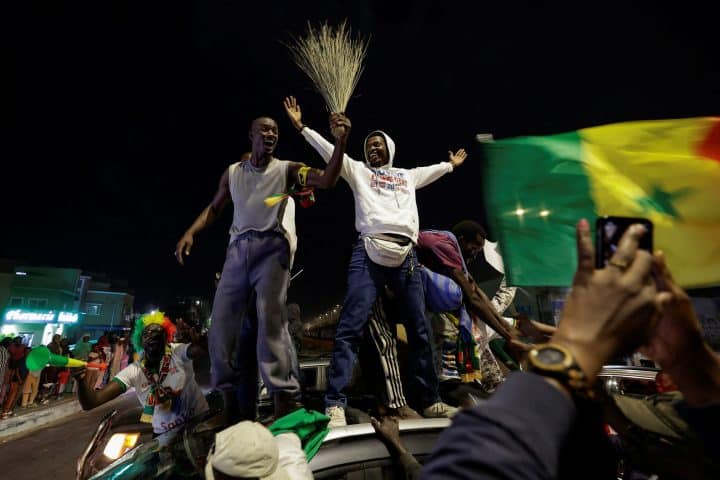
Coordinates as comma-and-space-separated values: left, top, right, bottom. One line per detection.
26, 346, 107, 371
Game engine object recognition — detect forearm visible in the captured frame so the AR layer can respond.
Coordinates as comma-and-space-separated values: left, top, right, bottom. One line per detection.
451, 270, 512, 339
77, 377, 101, 410
315, 137, 346, 189
666, 343, 720, 407
412, 162, 453, 189
185, 204, 218, 236
423, 373, 576, 479
301, 127, 335, 163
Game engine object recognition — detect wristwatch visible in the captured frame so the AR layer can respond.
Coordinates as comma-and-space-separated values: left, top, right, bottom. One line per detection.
528, 343, 596, 400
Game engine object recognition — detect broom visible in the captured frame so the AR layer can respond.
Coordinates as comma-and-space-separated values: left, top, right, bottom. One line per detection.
285, 20, 369, 113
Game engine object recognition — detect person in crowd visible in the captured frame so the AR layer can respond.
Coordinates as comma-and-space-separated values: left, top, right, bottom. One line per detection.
55, 367, 71, 399
60, 337, 72, 356
1, 337, 28, 418
21, 361, 42, 408
285, 95, 464, 426
74, 312, 210, 436
72, 335, 93, 362
0, 337, 11, 405
175, 110, 349, 424
84, 344, 103, 390
47, 334, 63, 355
421, 219, 720, 479
204, 420, 313, 480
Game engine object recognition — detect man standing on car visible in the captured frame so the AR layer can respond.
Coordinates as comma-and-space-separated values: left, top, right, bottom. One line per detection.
175, 111, 350, 423
284, 96, 464, 426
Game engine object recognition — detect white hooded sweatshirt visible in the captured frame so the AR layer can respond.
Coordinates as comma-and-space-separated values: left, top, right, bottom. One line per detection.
301, 127, 453, 243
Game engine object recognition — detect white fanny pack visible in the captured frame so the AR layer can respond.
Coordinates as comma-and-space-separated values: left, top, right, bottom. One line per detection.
363, 234, 413, 267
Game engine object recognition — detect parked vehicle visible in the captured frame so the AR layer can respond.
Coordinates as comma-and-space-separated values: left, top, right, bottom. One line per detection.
77, 362, 678, 480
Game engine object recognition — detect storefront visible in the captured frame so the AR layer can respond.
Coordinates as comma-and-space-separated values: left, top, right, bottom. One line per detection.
1, 308, 79, 346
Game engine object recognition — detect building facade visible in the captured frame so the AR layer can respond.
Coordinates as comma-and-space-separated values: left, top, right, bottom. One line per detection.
0, 263, 134, 347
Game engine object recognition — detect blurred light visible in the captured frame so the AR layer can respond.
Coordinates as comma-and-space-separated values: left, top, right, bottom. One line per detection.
15, 271, 27, 276
514, 208, 526, 216
195, 300, 200, 305
103, 433, 140, 460
539, 210, 551, 217
1, 325, 18, 336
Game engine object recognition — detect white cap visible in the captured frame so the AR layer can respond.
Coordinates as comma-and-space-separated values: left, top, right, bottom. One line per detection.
205, 421, 290, 480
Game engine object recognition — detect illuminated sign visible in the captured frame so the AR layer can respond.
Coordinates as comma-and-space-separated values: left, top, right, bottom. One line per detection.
3, 309, 79, 324
58, 311, 78, 323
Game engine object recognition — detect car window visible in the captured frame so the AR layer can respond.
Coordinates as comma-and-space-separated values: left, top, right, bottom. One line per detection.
316, 460, 402, 480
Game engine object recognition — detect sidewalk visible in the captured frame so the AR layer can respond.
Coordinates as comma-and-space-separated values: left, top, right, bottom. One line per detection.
0, 395, 83, 440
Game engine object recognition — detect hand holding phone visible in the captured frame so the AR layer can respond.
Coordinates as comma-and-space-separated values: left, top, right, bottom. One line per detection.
595, 216, 653, 269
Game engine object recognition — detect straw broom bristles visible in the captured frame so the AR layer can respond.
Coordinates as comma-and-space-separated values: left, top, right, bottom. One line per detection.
285, 21, 369, 113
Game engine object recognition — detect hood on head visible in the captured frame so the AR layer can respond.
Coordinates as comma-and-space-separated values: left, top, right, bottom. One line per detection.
363, 130, 396, 168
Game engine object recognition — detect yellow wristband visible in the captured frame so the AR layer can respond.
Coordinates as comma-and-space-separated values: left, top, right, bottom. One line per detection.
298, 166, 311, 186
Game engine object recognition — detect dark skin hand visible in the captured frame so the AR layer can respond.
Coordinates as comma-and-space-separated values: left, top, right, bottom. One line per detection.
370, 416, 407, 454
176, 318, 207, 360
639, 251, 720, 406
549, 220, 670, 391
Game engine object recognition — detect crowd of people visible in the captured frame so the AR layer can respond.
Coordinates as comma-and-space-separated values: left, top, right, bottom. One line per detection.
0, 331, 130, 420
60, 94, 719, 479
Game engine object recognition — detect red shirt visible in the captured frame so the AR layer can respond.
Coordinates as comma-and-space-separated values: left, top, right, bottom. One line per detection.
8, 343, 27, 361
417, 231, 464, 273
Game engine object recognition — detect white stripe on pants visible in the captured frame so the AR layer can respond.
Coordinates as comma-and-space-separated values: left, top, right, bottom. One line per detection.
366, 296, 407, 409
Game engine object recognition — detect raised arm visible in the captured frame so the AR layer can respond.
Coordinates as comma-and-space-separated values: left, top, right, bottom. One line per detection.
412, 149, 467, 189
287, 113, 351, 189
284, 96, 355, 180
175, 168, 231, 265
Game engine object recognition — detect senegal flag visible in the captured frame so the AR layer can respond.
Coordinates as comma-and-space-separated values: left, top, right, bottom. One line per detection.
482, 117, 720, 288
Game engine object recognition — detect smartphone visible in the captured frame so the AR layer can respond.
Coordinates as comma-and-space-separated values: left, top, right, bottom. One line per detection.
595, 216, 653, 269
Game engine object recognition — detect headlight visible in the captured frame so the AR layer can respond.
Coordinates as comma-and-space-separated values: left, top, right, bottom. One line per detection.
103, 433, 140, 460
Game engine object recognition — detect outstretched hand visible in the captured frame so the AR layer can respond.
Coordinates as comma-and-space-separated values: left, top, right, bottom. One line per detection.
284, 96, 304, 131
448, 148, 467, 168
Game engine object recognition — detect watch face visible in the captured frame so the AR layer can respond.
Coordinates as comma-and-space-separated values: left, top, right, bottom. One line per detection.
536, 346, 566, 365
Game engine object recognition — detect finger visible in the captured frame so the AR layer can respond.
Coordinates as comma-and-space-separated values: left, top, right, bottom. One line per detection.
175, 248, 185, 266
573, 218, 594, 283
609, 223, 646, 269
653, 250, 677, 290
623, 249, 654, 286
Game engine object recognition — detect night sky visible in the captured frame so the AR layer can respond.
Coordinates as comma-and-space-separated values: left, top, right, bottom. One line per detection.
2, 2, 718, 315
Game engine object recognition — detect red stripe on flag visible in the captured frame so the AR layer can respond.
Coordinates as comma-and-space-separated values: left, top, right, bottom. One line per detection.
697, 120, 720, 162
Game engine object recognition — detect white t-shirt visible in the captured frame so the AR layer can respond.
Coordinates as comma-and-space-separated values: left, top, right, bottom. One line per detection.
113, 343, 208, 434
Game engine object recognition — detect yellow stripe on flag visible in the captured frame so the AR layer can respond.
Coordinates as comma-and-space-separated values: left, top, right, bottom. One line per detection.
580, 117, 720, 287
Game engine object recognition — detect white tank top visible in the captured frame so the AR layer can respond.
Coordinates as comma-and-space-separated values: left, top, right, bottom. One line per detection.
228, 158, 297, 265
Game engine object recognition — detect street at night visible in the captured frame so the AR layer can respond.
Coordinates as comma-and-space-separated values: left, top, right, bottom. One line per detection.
2, 2, 720, 479
0, 393, 137, 478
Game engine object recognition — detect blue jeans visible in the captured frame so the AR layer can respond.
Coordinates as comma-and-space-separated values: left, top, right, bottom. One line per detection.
209, 231, 300, 413
325, 240, 440, 409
